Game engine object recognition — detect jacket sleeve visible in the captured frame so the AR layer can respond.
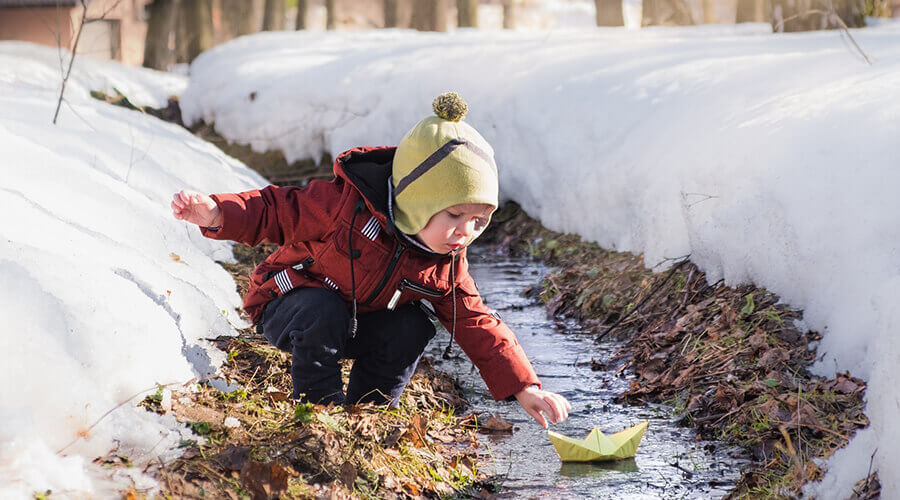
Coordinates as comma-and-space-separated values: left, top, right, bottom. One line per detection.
199, 180, 344, 246
432, 274, 541, 401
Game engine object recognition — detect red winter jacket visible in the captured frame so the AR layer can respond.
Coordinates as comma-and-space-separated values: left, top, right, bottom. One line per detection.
201, 147, 540, 401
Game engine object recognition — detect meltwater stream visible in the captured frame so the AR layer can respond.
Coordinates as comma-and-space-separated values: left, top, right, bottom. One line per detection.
429, 249, 750, 499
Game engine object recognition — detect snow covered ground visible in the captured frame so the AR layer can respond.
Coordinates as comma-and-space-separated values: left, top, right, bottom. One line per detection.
0, 42, 265, 497
180, 24, 900, 498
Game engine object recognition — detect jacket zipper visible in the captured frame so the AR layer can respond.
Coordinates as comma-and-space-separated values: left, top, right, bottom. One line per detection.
361, 244, 405, 305
387, 278, 443, 310
293, 257, 315, 271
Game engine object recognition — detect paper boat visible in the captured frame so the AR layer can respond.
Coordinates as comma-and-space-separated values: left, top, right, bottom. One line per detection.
548, 421, 648, 462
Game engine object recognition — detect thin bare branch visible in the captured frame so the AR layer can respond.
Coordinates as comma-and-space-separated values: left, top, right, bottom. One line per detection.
774, 6, 871, 65
53, 0, 88, 124
830, 12, 873, 65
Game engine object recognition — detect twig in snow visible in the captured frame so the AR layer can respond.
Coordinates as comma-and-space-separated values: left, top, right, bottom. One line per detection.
52, 0, 126, 125
681, 191, 720, 209
56, 381, 182, 455
53, 0, 88, 125
864, 448, 878, 490
774, 7, 871, 65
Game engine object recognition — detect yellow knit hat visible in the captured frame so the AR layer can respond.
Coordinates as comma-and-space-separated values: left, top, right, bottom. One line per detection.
392, 92, 498, 235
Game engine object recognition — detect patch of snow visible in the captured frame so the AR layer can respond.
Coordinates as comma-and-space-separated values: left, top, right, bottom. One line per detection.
0, 42, 265, 498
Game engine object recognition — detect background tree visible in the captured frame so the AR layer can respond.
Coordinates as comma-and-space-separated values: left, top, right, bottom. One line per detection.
222, 0, 260, 37
143, 0, 177, 70
502, 0, 516, 29
736, 0, 771, 21
642, 0, 695, 25
326, 0, 338, 30
296, 0, 309, 29
703, 0, 716, 21
411, 0, 448, 31
384, 0, 401, 27
178, 0, 213, 63
457, 0, 478, 27
594, 0, 624, 26
770, 0, 865, 31
262, 0, 286, 30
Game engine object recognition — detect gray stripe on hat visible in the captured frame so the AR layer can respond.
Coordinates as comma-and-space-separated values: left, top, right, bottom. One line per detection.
394, 138, 465, 196
461, 140, 496, 173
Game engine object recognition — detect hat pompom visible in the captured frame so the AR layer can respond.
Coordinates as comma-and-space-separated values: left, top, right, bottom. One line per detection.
432, 92, 468, 122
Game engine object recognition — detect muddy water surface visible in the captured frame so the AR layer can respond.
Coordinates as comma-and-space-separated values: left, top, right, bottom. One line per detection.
430, 249, 750, 499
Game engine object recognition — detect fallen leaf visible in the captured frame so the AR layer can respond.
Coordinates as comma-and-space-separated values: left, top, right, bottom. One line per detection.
757, 347, 789, 370
240, 461, 292, 500
407, 413, 429, 447
480, 414, 513, 433
340, 461, 357, 486
382, 426, 405, 448
213, 445, 250, 472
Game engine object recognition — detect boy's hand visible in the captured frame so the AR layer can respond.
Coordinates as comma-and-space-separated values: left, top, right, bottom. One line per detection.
171, 190, 222, 228
514, 386, 571, 428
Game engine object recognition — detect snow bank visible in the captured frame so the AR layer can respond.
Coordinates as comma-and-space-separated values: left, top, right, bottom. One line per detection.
181, 24, 900, 498
0, 43, 266, 497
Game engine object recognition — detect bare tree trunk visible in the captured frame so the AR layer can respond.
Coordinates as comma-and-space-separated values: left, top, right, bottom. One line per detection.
262, 0, 285, 30
771, 0, 865, 30
326, 0, 338, 29
703, 0, 716, 21
502, 0, 516, 28
457, 0, 478, 27
642, 0, 695, 25
411, 0, 448, 31
736, 0, 770, 21
296, 0, 309, 29
384, 0, 401, 27
594, 0, 624, 25
222, 0, 259, 36
143, 0, 177, 69
180, 0, 213, 62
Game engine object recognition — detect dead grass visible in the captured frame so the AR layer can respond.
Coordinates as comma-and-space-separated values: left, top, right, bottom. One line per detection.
133, 242, 503, 499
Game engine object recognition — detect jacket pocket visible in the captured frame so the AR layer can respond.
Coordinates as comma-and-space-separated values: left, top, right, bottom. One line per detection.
387, 278, 444, 310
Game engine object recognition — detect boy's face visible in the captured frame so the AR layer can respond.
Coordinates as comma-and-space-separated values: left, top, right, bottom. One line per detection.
416, 203, 495, 254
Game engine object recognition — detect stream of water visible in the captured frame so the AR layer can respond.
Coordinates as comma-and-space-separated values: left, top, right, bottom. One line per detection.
429, 248, 750, 499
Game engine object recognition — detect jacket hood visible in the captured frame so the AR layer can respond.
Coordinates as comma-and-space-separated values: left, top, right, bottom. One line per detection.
335, 147, 451, 259
334, 147, 395, 223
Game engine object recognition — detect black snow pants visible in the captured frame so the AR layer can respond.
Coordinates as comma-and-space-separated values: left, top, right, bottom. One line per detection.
259, 287, 436, 406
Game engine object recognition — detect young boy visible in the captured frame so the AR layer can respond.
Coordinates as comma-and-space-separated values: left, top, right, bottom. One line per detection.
172, 93, 570, 428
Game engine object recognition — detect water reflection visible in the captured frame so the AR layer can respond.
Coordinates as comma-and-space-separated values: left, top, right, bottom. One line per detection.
559, 458, 640, 478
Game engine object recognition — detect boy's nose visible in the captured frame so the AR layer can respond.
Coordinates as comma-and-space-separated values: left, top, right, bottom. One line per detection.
455, 221, 475, 238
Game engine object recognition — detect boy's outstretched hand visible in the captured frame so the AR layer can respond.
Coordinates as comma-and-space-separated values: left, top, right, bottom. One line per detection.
514, 386, 571, 428
171, 190, 221, 228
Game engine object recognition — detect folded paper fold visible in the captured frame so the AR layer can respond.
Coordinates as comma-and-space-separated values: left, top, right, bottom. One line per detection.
548, 421, 648, 462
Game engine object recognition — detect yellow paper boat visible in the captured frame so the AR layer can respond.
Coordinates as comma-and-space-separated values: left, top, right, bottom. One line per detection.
548, 421, 649, 462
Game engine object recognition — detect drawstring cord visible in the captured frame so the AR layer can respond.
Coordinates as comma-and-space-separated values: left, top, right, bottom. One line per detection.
348, 199, 365, 337
443, 252, 457, 360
